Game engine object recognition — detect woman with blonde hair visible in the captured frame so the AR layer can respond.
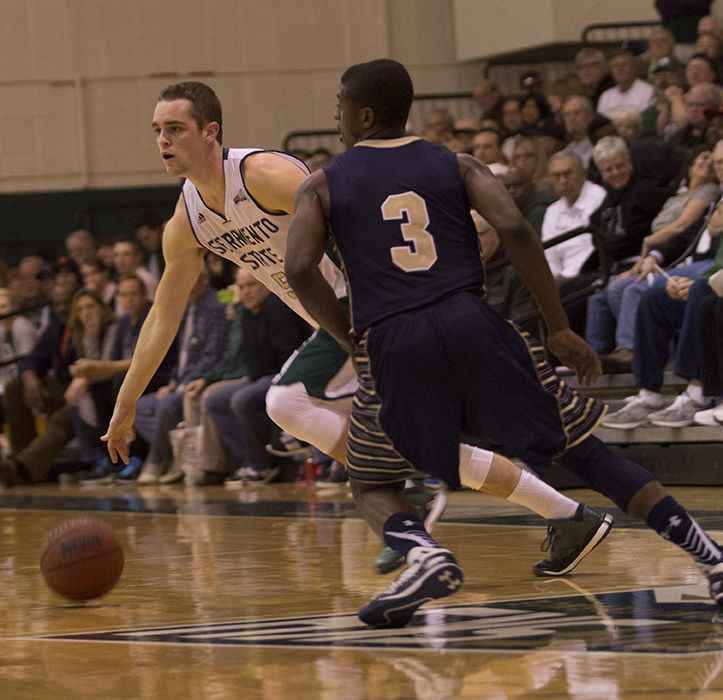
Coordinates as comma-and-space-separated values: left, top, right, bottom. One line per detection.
512, 136, 553, 192
64, 289, 117, 468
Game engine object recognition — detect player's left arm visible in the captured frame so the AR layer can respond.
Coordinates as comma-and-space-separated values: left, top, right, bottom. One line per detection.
284, 172, 354, 354
459, 153, 601, 385
242, 151, 309, 214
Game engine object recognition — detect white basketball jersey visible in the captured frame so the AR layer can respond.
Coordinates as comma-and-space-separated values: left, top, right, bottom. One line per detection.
182, 147, 345, 327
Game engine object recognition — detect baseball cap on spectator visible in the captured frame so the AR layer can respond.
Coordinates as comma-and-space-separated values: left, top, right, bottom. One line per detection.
653, 56, 685, 73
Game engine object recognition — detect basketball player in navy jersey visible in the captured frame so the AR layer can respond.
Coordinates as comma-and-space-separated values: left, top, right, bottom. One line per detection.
91, 81, 617, 585
285, 58, 723, 627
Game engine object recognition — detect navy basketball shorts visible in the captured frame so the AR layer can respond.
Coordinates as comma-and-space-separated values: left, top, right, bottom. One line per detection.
345, 291, 606, 489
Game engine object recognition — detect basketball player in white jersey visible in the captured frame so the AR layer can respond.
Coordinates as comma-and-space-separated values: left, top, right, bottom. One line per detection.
101, 82, 612, 583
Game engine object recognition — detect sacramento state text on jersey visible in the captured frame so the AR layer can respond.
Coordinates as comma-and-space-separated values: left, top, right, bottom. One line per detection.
205, 218, 282, 271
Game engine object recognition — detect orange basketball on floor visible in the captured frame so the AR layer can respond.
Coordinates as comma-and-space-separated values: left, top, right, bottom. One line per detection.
40, 517, 124, 601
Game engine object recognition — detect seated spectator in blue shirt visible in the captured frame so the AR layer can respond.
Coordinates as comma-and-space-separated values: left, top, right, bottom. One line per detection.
132, 267, 229, 484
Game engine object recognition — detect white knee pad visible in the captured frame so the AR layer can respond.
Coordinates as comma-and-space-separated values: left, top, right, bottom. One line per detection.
458, 443, 494, 490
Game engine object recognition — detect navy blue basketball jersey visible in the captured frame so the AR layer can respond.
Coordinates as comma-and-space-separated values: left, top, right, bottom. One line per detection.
323, 137, 485, 331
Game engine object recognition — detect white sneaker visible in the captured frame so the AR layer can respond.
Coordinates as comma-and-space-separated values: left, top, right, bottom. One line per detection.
158, 463, 185, 484
648, 392, 706, 428
601, 395, 659, 429
136, 462, 166, 485
715, 404, 723, 424
694, 406, 723, 426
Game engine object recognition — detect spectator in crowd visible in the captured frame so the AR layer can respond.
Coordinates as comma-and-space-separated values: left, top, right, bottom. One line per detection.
589, 136, 672, 266
641, 55, 687, 137
561, 95, 597, 168
512, 136, 553, 192
602, 249, 723, 429
693, 285, 723, 424
574, 46, 616, 110
422, 108, 455, 143
95, 234, 117, 270
686, 52, 719, 87
541, 152, 607, 335
587, 141, 720, 372
0, 284, 77, 484
112, 238, 158, 311
694, 30, 723, 77
645, 25, 681, 82
222, 271, 311, 485
519, 69, 545, 98
448, 118, 478, 154
62, 289, 117, 469
181, 267, 251, 485
520, 92, 565, 142
473, 212, 538, 337
542, 153, 607, 280
134, 211, 166, 280
72, 274, 178, 483
64, 230, 97, 268
500, 167, 557, 235
667, 81, 721, 148
205, 251, 236, 290
132, 267, 228, 484
472, 78, 505, 124
597, 49, 655, 119
14, 256, 51, 330
306, 147, 334, 172
546, 73, 586, 124
0, 288, 38, 427
612, 105, 644, 142
500, 96, 525, 160
471, 128, 508, 172
80, 258, 116, 307
52, 257, 83, 296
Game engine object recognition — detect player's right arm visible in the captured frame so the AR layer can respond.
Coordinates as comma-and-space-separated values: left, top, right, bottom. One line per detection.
102, 195, 205, 463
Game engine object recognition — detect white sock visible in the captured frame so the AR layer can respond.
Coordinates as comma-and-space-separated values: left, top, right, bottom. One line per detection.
507, 469, 579, 520
639, 388, 662, 407
686, 384, 705, 406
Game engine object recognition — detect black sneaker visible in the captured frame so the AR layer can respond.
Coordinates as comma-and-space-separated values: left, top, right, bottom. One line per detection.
358, 547, 463, 628
707, 562, 723, 606
265, 432, 312, 457
315, 461, 348, 487
533, 505, 613, 577
78, 457, 123, 485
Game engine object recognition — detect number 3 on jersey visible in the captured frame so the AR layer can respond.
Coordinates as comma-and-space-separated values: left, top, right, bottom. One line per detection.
382, 192, 438, 272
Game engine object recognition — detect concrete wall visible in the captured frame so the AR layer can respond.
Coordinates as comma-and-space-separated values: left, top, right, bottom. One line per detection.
0, 0, 482, 193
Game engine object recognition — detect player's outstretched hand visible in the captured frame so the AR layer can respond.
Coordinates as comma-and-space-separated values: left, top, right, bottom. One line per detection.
547, 329, 601, 387
101, 404, 136, 465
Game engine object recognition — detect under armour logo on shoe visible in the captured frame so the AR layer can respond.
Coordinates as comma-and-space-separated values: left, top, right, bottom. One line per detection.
438, 570, 462, 590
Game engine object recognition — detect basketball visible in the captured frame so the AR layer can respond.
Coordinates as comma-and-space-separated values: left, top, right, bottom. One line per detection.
40, 517, 124, 601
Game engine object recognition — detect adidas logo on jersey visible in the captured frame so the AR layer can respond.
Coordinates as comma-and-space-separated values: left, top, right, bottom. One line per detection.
233, 189, 247, 204
197, 212, 206, 224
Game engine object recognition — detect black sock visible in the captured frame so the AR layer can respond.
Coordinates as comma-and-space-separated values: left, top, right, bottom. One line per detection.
383, 513, 439, 558
646, 496, 722, 567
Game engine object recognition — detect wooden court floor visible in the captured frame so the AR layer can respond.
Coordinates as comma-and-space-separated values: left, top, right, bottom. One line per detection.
2, 479, 723, 699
